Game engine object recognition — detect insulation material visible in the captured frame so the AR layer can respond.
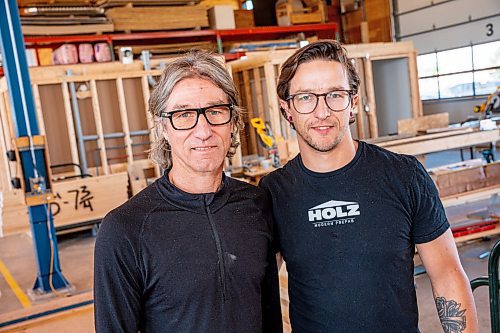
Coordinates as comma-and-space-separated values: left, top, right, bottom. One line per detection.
37, 48, 53, 65
78, 43, 94, 63
94, 43, 112, 62
53, 44, 78, 65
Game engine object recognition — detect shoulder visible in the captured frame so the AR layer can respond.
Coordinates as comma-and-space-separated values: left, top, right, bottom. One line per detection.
260, 155, 301, 189
97, 183, 163, 244
360, 141, 420, 174
227, 176, 269, 202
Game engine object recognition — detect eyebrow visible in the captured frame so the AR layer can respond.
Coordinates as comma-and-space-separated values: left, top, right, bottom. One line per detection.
170, 100, 228, 110
290, 86, 350, 94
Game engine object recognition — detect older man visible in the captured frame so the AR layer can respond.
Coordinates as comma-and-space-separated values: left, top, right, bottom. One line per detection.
94, 50, 282, 333
260, 40, 478, 333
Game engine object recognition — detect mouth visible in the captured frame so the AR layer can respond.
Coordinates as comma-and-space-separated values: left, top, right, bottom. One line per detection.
192, 146, 217, 151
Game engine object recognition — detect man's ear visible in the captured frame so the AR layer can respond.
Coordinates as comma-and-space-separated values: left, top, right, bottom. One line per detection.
279, 99, 292, 120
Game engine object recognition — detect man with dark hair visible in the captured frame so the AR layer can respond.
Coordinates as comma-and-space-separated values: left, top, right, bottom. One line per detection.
260, 40, 478, 333
94, 50, 282, 333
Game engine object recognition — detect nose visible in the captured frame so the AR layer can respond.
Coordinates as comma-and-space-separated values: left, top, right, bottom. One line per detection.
192, 114, 213, 140
313, 95, 331, 120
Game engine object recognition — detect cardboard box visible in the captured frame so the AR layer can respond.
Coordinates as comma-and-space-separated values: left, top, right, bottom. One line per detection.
234, 9, 254, 28
208, 5, 235, 29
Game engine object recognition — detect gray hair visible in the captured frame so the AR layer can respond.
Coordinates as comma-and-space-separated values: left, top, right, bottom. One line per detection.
148, 50, 243, 170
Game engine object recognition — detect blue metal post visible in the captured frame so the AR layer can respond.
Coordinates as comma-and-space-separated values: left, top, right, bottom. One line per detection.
0, 0, 70, 293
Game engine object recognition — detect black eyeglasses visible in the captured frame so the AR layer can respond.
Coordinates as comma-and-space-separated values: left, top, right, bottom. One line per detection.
286, 90, 354, 114
160, 104, 233, 130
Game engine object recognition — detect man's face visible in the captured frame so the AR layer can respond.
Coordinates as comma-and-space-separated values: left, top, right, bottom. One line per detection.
280, 60, 357, 153
163, 77, 232, 175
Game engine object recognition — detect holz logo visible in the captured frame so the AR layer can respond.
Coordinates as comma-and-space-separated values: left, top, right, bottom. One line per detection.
308, 200, 360, 228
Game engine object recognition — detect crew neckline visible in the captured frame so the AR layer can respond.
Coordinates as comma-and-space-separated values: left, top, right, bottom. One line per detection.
297, 140, 364, 178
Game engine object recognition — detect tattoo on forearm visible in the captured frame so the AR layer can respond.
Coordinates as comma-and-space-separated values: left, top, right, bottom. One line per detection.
436, 297, 467, 333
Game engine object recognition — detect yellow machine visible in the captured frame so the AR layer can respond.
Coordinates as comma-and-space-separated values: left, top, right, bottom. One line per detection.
474, 86, 500, 117
250, 117, 280, 167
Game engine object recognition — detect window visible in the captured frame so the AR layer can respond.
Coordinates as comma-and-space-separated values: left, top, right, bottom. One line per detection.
417, 40, 500, 100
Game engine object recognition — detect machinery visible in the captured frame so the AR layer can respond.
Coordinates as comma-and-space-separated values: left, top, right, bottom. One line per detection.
474, 86, 500, 118
250, 117, 280, 168
0, 0, 71, 295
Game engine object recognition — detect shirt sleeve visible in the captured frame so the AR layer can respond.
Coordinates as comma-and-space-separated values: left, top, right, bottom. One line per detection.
409, 159, 450, 244
261, 237, 284, 333
93, 210, 143, 333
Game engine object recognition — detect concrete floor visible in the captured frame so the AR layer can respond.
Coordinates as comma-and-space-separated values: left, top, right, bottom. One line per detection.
0, 217, 498, 332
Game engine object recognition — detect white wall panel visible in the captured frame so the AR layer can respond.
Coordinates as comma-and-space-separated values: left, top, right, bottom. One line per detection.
396, 0, 451, 16
398, 0, 499, 36
403, 15, 500, 53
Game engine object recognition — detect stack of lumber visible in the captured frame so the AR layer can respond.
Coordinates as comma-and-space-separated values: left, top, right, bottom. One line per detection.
429, 160, 500, 198
18, 0, 113, 35
105, 4, 209, 31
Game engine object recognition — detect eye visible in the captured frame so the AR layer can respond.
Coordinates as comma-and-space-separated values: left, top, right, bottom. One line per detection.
173, 111, 195, 119
296, 93, 314, 102
327, 91, 343, 99
208, 109, 222, 116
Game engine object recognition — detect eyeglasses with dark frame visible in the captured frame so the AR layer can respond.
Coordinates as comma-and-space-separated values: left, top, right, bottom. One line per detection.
160, 104, 233, 130
286, 90, 354, 114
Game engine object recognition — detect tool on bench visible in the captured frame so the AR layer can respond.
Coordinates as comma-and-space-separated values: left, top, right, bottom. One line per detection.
250, 117, 281, 168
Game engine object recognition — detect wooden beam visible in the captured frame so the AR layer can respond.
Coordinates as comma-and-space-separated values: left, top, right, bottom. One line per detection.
116, 77, 134, 165
363, 58, 378, 138
31, 84, 45, 135
89, 79, 109, 175
407, 51, 423, 118
397, 113, 449, 135
242, 70, 258, 154
61, 81, 80, 174
380, 129, 499, 156
141, 75, 160, 177
0, 93, 12, 191
264, 62, 282, 138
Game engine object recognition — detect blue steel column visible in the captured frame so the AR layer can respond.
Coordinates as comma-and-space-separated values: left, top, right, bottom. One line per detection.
0, 0, 70, 293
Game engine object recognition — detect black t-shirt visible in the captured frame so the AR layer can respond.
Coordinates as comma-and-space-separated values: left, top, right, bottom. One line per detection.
260, 141, 449, 333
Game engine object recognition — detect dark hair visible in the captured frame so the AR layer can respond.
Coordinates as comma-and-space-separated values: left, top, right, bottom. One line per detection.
277, 40, 360, 124
148, 50, 243, 170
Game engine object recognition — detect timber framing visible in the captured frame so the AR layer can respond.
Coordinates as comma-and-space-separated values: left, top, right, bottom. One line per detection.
226, 41, 423, 160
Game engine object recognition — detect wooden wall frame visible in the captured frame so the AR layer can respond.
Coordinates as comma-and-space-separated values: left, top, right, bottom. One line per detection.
226, 41, 422, 162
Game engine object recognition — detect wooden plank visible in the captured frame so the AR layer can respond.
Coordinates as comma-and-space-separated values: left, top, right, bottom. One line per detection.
105, 6, 209, 31
31, 84, 45, 136
363, 58, 378, 138
344, 41, 415, 58
22, 23, 113, 36
61, 81, 80, 174
50, 173, 129, 227
252, 67, 266, 156
26, 58, 173, 85
397, 113, 449, 135
264, 62, 283, 138
241, 70, 258, 154
141, 75, 160, 177
407, 51, 423, 118
441, 186, 500, 208
0, 291, 93, 326
1, 190, 29, 236
381, 129, 500, 156
116, 77, 134, 164
89, 80, 109, 175
375, 128, 473, 147
0, 94, 12, 191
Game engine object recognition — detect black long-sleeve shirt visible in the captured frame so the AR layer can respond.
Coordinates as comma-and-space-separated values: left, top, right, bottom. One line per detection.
94, 174, 282, 333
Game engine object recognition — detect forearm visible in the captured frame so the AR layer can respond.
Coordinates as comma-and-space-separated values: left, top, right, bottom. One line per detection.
431, 269, 478, 333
